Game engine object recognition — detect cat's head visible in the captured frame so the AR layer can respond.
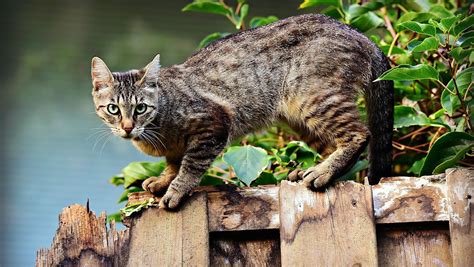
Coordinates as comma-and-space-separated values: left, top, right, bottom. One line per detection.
91, 55, 162, 140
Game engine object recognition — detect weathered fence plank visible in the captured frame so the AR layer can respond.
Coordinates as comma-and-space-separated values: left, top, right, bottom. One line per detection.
207, 186, 279, 232
279, 181, 378, 266
35, 204, 129, 267
210, 230, 280, 266
125, 192, 209, 267
373, 175, 448, 224
447, 167, 474, 267
377, 225, 452, 267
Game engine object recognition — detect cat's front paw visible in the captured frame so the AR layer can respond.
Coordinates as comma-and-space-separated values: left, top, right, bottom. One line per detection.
302, 167, 332, 190
288, 169, 305, 182
142, 176, 170, 196
159, 188, 186, 210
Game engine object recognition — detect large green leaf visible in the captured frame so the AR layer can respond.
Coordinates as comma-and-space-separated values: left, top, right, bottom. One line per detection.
198, 32, 230, 49
250, 16, 279, 28
375, 64, 439, 81
299, 0, 341, 9
394, 105, 430, 128
453, 14, 473, 36
350, 11, 384, 32
420, 132, 474, 175
122, 161, 166, 188
409, 37, 440, 52
398, 21, 436, 36
223, 145, 270, 185
182, 1, 232, 16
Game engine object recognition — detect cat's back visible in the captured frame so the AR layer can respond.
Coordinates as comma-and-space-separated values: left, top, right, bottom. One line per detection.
184, 14, 373, 67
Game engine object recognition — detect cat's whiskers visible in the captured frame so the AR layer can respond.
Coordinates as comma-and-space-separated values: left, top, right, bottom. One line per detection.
145, 130, 167, 150
141, 132, 160, 152
87, 128, 110, 140
92, 131, 111, 152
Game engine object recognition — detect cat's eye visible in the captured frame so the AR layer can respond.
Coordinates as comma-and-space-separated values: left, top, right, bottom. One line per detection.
135, 103, 147, 115
107, 104, 120, 115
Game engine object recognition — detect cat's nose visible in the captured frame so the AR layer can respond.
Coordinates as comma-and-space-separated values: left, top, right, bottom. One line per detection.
121, 121, 134, 134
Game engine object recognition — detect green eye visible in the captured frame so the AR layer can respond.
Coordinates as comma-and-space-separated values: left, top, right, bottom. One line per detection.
107, 104, 120, 115
135, 103, 147, 115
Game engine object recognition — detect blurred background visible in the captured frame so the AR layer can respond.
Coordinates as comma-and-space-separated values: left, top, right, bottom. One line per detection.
0, 0, 301, 265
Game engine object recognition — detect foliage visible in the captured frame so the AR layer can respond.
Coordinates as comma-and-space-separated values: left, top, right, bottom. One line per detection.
108, 0, 473, 221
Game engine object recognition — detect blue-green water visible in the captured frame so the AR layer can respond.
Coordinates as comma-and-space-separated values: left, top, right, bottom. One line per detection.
0, 0, 299, 265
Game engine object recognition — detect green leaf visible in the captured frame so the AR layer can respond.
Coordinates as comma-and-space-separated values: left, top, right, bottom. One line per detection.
107, 212, 122, 223
299, 0, 342, 9
198, 32, 230, 49
409, 37, 439, 52
456, 31, 474, 47
109, 175, 125, 186
439, 16, 460, 33
200, 174, 225, 186
121, 198, 156, 217
249, 16, 279, 28
453, 14, 473, 36
223, 145, 270, 186
429, 5, 454, 19
420, 132, 474, 175
408, 158, 426, 175
447, 67, 473, 96
236, 4, 249, 30
397, 12, 433, 24
449, 47, 473, 63
394, 105, 430, 128
379, 45, 407, 55
122, 161, 166, 188
252, 171, 278, 186
350, 11, 384, 32
336, 160, 368, 181
398, 21, 436, 36
375, 64, 439, 81
182, 1, 232, 16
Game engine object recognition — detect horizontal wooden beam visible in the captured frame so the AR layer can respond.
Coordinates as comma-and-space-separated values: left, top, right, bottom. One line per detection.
127, 175, 450, 232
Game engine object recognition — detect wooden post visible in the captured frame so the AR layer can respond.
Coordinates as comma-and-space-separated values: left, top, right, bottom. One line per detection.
125, 192, 209, 266
447, 167, 474, 267
279, 181, 378, 266
35, 204, 129, 267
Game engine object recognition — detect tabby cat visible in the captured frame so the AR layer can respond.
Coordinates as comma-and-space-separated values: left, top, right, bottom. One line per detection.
91, 14, 393, 209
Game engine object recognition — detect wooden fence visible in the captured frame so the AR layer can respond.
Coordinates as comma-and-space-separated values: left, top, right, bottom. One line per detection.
37, 167, 473, 266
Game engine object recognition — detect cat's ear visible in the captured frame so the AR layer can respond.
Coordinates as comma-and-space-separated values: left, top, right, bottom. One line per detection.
139, 54, 161, 84
91, 57, 114, 91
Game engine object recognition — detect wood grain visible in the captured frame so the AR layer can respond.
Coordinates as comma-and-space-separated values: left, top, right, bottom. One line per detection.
125, 192, 209, 266
372, 175, 448, 224
377, 224, 452, 267
207, 186, 279, 232
446, 167, 474, 267
210, 230, 280, 266
279, 181, 377, 266
36, 204, 129, 267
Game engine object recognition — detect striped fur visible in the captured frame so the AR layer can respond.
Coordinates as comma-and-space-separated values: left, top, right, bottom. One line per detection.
92, 14, 393, 209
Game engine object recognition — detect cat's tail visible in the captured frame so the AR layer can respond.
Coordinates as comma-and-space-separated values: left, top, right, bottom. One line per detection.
365, 48, 394, 184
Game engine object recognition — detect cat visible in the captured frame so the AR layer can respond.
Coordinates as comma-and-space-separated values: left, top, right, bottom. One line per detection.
91, 14, 393, 209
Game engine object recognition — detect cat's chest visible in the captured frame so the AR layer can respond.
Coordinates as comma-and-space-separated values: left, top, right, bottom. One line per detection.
132, 139, 164, 157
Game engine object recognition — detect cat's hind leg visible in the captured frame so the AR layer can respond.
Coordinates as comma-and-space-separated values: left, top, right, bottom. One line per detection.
300, 99, 369, 189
